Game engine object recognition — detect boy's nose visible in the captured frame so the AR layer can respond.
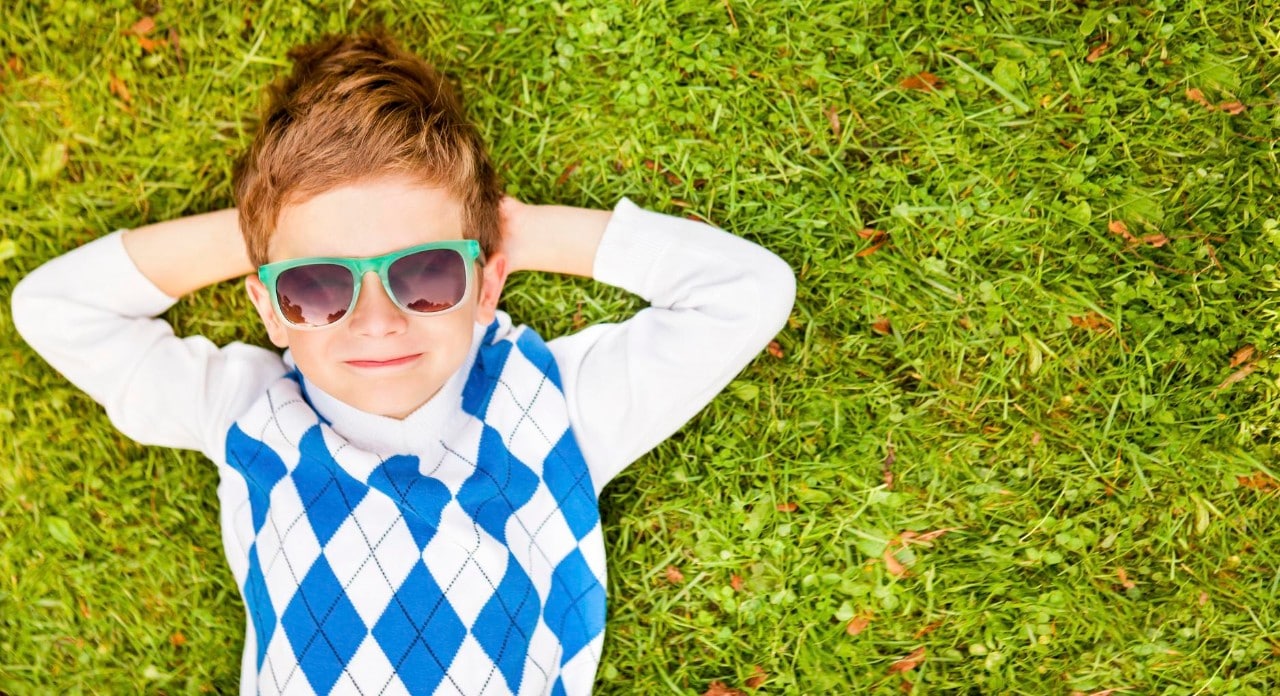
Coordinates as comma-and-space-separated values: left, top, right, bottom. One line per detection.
348, 272, 408, 336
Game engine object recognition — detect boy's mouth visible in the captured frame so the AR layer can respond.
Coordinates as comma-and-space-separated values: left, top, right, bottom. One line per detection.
345, 353, 422, 369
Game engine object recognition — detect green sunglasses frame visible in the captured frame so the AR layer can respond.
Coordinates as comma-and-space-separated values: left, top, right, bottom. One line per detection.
257, 239, 483, 329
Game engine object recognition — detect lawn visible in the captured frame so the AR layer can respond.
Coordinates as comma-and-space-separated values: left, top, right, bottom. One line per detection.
2, 0, 1279, 693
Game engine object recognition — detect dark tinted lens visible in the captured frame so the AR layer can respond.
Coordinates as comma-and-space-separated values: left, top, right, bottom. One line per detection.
275, 263, 355, 327
388, 248, 466, 314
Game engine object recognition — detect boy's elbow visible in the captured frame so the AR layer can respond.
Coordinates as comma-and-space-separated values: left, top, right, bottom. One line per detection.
10, 274, 45, 348
757, 249, 797, 336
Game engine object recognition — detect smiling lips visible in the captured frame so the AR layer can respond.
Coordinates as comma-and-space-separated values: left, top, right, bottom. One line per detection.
345, 353, 423, 369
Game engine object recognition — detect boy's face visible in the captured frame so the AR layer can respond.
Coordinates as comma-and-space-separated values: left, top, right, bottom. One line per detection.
245, 176, 506, 419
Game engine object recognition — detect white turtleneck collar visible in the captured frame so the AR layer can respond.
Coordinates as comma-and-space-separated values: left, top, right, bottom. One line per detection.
281, 321, 489, 457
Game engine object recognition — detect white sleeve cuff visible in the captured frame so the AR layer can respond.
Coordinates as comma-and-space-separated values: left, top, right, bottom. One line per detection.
83, 230, 181, 317
591, 197, 681, 299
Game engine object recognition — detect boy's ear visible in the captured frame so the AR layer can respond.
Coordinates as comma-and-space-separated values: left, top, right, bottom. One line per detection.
244, 275, 291, 348
474, 251, 508, 325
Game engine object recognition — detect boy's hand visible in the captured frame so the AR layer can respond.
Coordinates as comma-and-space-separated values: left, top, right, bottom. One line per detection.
496, 195, 530, 274
497, 195, 610, 278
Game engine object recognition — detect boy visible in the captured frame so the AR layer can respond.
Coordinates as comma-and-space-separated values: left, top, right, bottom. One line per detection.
12, 31, 794, 695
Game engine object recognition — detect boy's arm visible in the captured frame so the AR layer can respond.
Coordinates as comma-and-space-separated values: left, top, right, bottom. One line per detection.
11, 210, 285, 459
119, 208, 255, 296
504, 198, 796, 491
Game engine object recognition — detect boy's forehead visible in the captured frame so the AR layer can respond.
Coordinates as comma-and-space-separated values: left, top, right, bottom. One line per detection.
269, 177, 466, 260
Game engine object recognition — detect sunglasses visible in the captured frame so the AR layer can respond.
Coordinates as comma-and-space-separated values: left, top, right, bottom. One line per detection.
257, 240, 482, 329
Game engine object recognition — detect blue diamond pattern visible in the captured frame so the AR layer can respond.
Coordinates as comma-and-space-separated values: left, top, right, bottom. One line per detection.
225, 424, 288, 534
543, 548, 606, 663
543, 432, 598, 540
473, 557, 541, 692
281, 555, 367, 694
457, 426, 538, 544
515, 327, 563, 390
367, 453, 450, 550
372, 561, 466, 696
231, 319, 610, 692
291, 426, 368, 547
462, 337, 513, 419
243, 546, 276, 671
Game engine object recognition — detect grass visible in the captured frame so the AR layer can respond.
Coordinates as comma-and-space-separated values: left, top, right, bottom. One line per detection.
2, 0, 1279, 693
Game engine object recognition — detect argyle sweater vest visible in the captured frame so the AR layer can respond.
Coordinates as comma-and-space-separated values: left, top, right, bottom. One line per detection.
220, 320, 606, 695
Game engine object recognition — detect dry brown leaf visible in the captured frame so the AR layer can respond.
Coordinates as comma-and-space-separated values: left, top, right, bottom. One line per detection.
913, 620, 943, 639
169, 26, 183, 66
664, 565, 685, 584
825, 106, 841, 137
1216, 363, 1256, 392
883, 444, 896, 489
888, 646, 926, 673
170, 632, 187, 647
137, 35, 165, 52
1108, 219, 1136, 243
1117, 567, 1136, 590
1185, 88, 1212, 108
775, 502, 798, 512
882, 546, 908, 577
767, 340, 785, 359
1198, 591, 1210, 606
1086, 690, 1130, 696
1219, 101, 1246, 115
703, 681, 747, 696
846, 613, 872, 636
1086, 42, 1111, 63
109, 74, 132, 104
1230, 345, 1256, 368
1031, 431, 1043, 446
857, 228, 885, 240
856, 239, 887, 257
6, 56, 23, 76
730, 574, 744, 592
899, 71, 941, 91
1140, 233, 1169, 247
744, 665, 768, 689
900, 528, 960, 546
1070, 313, 1114, 333
1237, 471, 1279, 491
555, 161, 579, 186
871, 316, 892, 335
130, 16, 156, 35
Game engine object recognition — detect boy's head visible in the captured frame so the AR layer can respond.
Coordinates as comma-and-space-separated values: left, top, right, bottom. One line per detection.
234, 29, 501, 267
235, 31, 508, 419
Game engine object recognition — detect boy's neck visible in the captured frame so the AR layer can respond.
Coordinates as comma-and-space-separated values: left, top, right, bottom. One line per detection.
287, 321, 488, 455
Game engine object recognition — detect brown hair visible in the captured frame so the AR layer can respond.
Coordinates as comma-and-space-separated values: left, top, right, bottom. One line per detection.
233, 30, 501, 266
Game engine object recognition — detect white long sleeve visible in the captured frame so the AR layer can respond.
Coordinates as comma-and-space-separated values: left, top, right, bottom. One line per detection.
549, 199, 795, 487
11, 199, 795, 485
10, 233, 287, 460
